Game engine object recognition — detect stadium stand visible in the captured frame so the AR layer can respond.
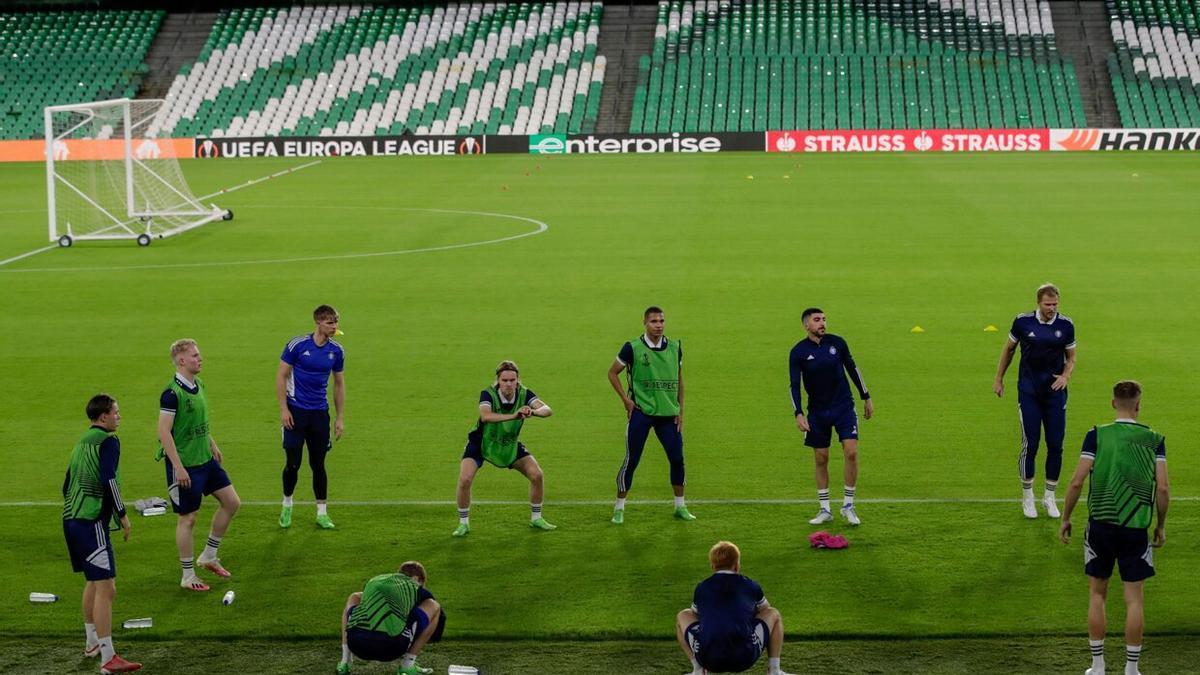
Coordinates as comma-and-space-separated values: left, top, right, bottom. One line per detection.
150, 2, 607, 138
630, 0, 1089, 132
0, 9, 163, 140
1106, 0, 1200, 127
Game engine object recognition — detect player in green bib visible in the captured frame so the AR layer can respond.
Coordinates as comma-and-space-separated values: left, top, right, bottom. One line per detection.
453, 360, 555, 536
337, 560, 445, 675
62, 394, 142, 674
157, 339, 241, 592
1060, 380, 1170, 675
607, 306, 694, 524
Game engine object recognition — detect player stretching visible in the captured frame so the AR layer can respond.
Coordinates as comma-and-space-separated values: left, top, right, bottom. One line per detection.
453, 360, 555, 536
62, 394, 141, 673
337, 560, 445, 675
677, 541, 793, 675
994, 283, 1077, 518
158, 339, 241, 591
1060, 381, 1169, 675
608, 306, 694, 524
276, 304, 345, 529
789, 308, 873, 525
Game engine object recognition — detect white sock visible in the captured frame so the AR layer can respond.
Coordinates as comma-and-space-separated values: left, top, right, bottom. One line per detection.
531, 503, 543, 521
614, 497, 626, 511
689, 656, 702, 673
843, 485, 856, 506
1090, 638, 1105, 672
85, 622, 98, 647
317, 503, 328, 517
201, 534, 221, 560
769, 656, 782, 674
818, 488, 830, 512
1045, 481, 1058, 499
401, 653, 417, 669
98, 636, 115, 662
282, 495, 293, 508
674, 496, 685, 509
1022, 486, 1035, 500
458, 508, 469, 524
181, 557, 195, 579
340, 644, 352, 665
1125, 644, 1141, 675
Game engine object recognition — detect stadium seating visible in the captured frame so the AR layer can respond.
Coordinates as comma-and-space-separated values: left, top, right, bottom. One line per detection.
151, 2, 606, 138
0, 10, 162, 140
630, 0, 1088, 132
1106, 0, 1200, 127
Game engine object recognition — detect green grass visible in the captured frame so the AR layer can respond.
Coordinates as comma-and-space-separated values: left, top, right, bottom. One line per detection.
0, 152, 1197, 673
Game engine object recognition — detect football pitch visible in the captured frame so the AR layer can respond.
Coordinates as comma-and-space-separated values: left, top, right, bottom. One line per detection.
0, 152, 1197, 674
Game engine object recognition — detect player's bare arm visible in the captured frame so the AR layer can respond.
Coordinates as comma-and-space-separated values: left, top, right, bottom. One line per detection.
157, 411, 190, 489
276, 361, 294, 429
1051, 346, 1076, 392
993, 338, 1017, 397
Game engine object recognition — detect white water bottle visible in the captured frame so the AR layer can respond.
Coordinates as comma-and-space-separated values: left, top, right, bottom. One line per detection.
122, 618, 153, 629
448, 667, 479, 675
29, 592, 58, 603
222, 590, 235, 605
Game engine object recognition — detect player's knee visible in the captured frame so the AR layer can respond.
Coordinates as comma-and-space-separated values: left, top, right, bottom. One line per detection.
225, 493, 242, 513
813, 452, 829, 467
422, 598, 441, 618
843, 447, 858, 463
179, 511, 198, 527
677, 608, 695, 623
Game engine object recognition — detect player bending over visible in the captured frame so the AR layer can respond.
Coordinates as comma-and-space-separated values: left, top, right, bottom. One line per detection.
338, 560, 446, 675
677, 541, 792, 675
454, 360, 555, 536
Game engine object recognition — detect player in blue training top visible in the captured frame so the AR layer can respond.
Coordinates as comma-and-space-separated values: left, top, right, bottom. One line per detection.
994, 283, 1077, 519
676, 541, 793, 675
276, 304, 346, 530
788, 308, 873, 526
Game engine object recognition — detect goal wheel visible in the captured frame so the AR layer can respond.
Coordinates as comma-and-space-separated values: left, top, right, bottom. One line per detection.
222, 209, 234, 221
57, 235, 73, 248
136, 234, 152, 247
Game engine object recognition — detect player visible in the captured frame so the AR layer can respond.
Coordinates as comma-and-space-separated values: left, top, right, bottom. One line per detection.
1059, 381, 1169, 675
453, 360, 555, 536
157, 339, 241, 592
276, 304, 345, 529
337, 560, 445, 675
788, 308, 873, 526
62, 394, 141, 674
994, 283, 1077, 518
608, 306, 694, 524
677, 541, 792, 675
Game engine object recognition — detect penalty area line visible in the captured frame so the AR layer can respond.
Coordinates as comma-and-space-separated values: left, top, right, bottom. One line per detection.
1, 497, 1197, 507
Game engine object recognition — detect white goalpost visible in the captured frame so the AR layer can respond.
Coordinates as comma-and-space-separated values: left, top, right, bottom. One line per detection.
45, 98, 231, 247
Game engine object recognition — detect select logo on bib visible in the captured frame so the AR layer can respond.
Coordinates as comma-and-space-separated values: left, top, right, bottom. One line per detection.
529, 134, 567, 154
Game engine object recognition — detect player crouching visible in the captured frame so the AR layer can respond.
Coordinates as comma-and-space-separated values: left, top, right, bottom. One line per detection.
338, 561, 445, 675
677, 541, 793, 675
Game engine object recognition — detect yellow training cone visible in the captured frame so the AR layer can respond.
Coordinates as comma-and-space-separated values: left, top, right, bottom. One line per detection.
910, 326, 925, 333
983, 325, 998, 332
746, 175, 755, 180
336, 329, 345, 336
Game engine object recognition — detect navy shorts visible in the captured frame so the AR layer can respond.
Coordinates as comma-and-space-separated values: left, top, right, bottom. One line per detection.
686, 619, 769, 673
462, 438, 530, 469
804, 403, 859, 449
283, 403, 331, 454
167, 459, 233, 515
1085, 520, 1155, 582
346, 607, 446, 662
63, 519, 115, 581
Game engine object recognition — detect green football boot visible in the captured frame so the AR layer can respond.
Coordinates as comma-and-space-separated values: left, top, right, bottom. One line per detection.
674, 506, 697, 521
611, 508, 624, 525
529, 517, 557, 531
278, 505, 292, 529
452, 522, 470, 537
335, 662, 350, 675
396, 663, 433, 675
316, 513, 336, 529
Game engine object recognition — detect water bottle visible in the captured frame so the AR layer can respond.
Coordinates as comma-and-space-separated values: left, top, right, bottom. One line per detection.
29, 592, 58, 603
222, 590, 235, 605
122, 618, 153, 629
448, 666, 479, 675
141, 506, 166, 516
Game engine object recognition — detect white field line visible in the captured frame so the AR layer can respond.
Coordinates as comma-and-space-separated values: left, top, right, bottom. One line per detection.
0, 208, 549, 273
0, 160, 323, 270
3, 497, 1197, 507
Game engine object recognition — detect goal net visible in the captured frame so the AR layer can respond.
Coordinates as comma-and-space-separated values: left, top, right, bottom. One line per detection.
45, 98, 229, 246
